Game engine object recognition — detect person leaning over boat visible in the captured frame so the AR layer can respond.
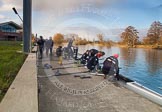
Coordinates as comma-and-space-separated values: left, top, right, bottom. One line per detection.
89, 49, 98, 58
102, 54, 119, 80
87, 51, 105, 73
79, 49, 98, 65
80, 50, 90, 64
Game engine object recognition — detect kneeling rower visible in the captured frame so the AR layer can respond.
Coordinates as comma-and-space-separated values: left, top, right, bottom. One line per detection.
102, 54, 119, 80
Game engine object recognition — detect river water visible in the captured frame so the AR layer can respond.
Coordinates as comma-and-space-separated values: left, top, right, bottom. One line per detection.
77, 44, 162, 95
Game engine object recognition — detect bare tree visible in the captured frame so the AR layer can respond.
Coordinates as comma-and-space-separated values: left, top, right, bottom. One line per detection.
97, 34, 104, 43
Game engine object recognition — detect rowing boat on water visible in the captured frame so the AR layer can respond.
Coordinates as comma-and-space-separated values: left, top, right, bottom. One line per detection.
96, 72, 162, 106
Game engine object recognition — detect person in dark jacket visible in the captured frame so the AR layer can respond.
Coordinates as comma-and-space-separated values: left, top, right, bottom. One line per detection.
37, 36, 45, 59
49, 37, 54, 55
80, 50, 90, 64
87, 52, 99, 72
86, 50, 105, 72
89, 49, 98, 57
102, 54, 119, 79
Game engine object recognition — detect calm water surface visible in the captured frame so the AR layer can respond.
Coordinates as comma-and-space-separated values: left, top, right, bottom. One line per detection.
78, 45, 162, 95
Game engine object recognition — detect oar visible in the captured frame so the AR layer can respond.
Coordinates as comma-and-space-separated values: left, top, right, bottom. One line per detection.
56, 71, 90, 76
78, 53, 83, 56
52, 65, 84, 70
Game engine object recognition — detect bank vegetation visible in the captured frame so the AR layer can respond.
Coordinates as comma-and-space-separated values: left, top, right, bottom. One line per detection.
0, 41, 27, 102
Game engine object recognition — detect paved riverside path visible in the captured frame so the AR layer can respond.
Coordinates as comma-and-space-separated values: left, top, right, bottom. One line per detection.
38, 54, 162, 112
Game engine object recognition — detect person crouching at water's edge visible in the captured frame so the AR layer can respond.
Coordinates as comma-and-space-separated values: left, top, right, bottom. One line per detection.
102, 54, 119, 80
86, 50, 105, 73
80, 50, 90, 65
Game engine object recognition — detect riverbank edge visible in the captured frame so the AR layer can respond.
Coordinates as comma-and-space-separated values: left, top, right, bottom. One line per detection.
0, 52, 38, 112
92, 43, 162, 49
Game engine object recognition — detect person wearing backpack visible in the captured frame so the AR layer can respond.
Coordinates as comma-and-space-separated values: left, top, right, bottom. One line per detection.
102, 54, 119, 80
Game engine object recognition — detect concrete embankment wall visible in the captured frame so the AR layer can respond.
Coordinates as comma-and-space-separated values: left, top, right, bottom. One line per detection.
0, 53, 38, 112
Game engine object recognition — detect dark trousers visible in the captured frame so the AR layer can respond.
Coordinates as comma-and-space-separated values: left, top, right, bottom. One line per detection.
39, 47, 43, 58
50, 47, 53, 54
115, 68, 120, 80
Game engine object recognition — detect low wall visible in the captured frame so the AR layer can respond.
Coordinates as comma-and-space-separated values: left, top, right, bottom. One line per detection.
0, 53, 38, 112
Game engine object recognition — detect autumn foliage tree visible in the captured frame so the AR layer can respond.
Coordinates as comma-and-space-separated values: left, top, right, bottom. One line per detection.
120, 26, 139, 47
53, 33, 64, 45
143, 21, 162, 45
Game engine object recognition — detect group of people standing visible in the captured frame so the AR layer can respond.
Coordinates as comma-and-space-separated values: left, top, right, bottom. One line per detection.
37, 36, 54, 59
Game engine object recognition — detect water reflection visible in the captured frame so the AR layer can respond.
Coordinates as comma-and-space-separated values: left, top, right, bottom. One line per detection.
98, 45, 104, 51
144, 49, 162, 75
119, 48, 137, 67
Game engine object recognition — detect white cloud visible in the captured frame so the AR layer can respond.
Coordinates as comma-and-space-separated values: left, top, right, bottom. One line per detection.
0, 0, 22, 12
2, 0, 147, 39
0, 0, 118, 12
0, 15, 5, 19
0, 0, 119, 14
0, 14, 16, 23
33, 0, 118, 11
0, 4, 20, 12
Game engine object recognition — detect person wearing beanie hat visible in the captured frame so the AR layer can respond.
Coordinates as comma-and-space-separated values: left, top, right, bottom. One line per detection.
113, 54, 119, 58
96, 51, 105, 58
102, 54, 119, 80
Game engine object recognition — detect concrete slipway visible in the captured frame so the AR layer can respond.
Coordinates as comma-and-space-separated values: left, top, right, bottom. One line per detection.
38, 54, 162, 112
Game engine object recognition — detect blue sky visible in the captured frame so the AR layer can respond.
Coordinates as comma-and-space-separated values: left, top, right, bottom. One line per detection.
0, 0, 162, 41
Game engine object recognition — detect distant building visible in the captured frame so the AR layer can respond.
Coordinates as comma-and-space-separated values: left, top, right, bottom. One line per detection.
0, 21, 22, 41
